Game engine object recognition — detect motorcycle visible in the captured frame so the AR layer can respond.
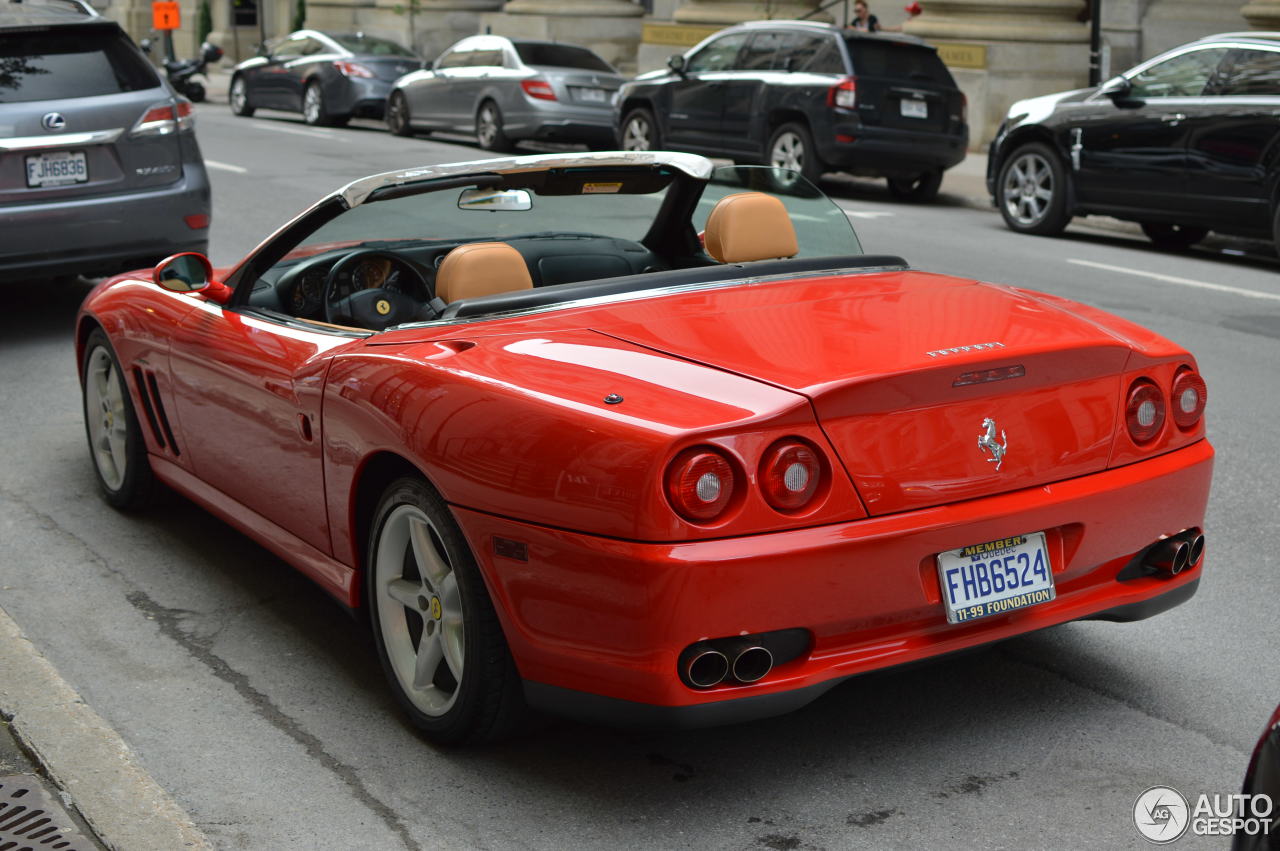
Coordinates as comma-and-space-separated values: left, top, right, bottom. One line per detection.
140, 39, 224, 103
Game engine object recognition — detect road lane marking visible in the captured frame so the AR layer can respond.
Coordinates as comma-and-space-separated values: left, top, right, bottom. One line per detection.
249, 121, 334, 139
844, 210, 895, 219
205, 160, 247, 173
1067, 258, 1280, 303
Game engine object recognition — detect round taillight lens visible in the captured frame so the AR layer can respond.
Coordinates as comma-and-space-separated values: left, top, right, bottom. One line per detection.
1125, 380, 1166, 444
759, 439, 822, 512
1171, 370, 1207, 429
665, 448, 735, 522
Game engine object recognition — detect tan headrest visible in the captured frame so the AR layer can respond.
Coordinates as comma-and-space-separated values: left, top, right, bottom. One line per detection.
435, 242, 534, 304
704, 192, 799, 263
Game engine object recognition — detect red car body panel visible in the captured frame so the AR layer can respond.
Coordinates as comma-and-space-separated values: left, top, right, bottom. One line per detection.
77, 254, 1214, 720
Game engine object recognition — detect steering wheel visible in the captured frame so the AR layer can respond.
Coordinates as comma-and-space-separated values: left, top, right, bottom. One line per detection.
322, 249, 432, 330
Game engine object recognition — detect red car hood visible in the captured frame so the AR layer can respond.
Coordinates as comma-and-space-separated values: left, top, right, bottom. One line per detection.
588, 270, 1138, 515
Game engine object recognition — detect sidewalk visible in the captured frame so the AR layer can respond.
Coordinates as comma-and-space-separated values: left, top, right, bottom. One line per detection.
0, 606, 211, 850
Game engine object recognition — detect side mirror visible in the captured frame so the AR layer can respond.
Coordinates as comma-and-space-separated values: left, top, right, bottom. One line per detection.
667, 54, 686, 75
1099, 75, 1133, 102
139, 37, 152, 54
153, 252, 231, 303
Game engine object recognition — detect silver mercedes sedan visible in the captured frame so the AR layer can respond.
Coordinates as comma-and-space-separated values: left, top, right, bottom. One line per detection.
386, 35, 624, 151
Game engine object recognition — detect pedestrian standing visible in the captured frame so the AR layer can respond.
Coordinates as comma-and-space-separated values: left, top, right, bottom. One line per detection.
850, 0, 880, 32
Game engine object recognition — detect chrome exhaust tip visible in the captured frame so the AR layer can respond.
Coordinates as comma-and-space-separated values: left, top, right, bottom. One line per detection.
681, 644, 729, 689
731, 646, 774, 684
1186, 533, 1205, 567
1146, 537, 1190, 576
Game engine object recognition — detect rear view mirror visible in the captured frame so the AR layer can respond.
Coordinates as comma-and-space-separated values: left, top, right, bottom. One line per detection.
153, 252, 231, 303
458, 188, 532, 212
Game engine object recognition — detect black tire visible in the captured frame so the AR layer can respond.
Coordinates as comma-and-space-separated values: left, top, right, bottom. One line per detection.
303, 80, 348, 127
386, 91, 413, 137
766, 122, 822, 186
887, 169, 943, 203
229, 74, 254, 117
995, 141, 1071, 235
1140, 222, 1208, 250
618, 107, 659, 152
366, 476, 526, 744
80, 328, 158, 511
475, 100, 514, 152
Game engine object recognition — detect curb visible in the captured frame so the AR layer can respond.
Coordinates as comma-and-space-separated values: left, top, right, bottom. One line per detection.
0, 605, 211, 851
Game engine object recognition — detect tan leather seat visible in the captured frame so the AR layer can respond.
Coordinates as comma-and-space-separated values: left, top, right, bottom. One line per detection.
703, 192, 799, 263
435, 241, 534, 304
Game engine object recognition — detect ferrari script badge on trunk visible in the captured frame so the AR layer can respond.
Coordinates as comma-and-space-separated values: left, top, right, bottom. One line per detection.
978, 418, 1008, 470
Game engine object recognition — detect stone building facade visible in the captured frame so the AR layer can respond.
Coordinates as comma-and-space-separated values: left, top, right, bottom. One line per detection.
103, 0, 1277, 145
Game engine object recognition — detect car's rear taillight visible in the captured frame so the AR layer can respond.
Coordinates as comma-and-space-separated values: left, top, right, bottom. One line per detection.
960, 91, 968, 123
1171, 369, 1207, 429
759, 439, 823, 512
334, 61, 374, 78
132, 99, 194, 137
827, 77, 856, 109
665, 448, 736, 522
521, 78, 558, 101
1125, 379, 1166, 444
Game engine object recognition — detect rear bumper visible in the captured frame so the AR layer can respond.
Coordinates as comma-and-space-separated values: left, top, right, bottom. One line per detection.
817, 121, 968, 176
506, 103, 615, 144
0, 162, 210, 281
457, 438, 1213, 725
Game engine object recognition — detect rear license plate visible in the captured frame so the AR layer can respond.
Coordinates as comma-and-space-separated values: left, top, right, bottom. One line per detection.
571, 87, 607, 103
26, 150, 88, 187
936, 532, 1054, 624
900, 99, 928, 119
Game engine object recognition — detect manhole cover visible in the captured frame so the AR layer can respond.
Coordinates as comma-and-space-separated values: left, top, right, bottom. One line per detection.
0, 774, 95, 850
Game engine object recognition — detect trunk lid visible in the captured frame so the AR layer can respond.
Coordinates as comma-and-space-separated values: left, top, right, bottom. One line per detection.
596, 271, 1132, 516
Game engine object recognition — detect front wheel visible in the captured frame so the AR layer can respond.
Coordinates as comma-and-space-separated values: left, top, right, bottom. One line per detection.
1141, 222, 1208, 250
229, 75, 254, 116
767, 122, 822, 186
996, 142, 1071, 235
386, 91, 413, 137
81, 329, 158, 510
619, 107, 658, 152
886, 169, 943, 203
366, 477, 525, 744
476, 100, 514, 152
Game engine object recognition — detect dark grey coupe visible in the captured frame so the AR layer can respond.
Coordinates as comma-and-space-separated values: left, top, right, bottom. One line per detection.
228, 30, 422, 126
386, 35, 624, 150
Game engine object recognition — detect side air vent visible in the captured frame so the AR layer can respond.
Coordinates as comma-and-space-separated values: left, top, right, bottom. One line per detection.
131, 367, 165, 450
131, 368, 180, 457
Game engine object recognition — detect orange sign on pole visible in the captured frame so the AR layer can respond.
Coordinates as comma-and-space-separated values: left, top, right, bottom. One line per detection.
152, 1, 180, 30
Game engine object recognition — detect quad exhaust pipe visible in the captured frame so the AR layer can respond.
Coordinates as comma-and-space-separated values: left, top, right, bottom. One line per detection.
679, 638, 775, 689
1144, 529, 1205, 576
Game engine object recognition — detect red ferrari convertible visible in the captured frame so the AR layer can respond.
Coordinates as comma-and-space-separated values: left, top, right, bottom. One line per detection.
77, 152, 1213, 744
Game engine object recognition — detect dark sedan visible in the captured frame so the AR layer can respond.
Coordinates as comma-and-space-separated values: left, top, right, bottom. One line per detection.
228, 30, 422, 126
988, 32, 1280, 252
386, 35, 624, 150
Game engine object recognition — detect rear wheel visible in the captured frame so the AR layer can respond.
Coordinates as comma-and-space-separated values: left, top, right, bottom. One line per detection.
476, 100, 514, 152
81, 329, 157, 510
886, 169, 943, 203
386, 91, 413, 137
366, 477, 526, 744
996, 142, 1070, 235
767, 122, 822, 186
1140, 222, 1208, 250
619, 107, 658, 151
303, 80, 348, 127
229, 75, 254, 116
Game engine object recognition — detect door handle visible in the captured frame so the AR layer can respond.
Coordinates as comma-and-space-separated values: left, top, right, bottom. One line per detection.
1161, 113, 1187, 124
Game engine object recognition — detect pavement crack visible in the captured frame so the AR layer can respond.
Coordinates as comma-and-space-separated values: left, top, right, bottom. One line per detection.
997, 644, 1249, 757
124, 589, 422, 851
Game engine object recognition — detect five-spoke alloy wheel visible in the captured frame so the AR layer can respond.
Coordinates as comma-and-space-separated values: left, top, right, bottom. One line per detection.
476, 101, 514, 152
620, 107, 658, 152
229, 75, 254, 117
81, 329, 156, 510
767, 122, 821, 186
367, 477, 524, 743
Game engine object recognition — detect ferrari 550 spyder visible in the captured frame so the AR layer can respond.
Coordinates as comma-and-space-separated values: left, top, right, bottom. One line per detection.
77, 152, 1213, 744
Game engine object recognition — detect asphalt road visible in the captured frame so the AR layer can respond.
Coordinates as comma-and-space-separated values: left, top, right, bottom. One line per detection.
2, 103, 1278, 850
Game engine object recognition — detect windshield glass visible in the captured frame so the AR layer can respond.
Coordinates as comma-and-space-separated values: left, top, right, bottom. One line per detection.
696, 166, 862, 258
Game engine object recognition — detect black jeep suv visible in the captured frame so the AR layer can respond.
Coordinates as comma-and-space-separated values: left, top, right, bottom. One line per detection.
615, 20, 968, 202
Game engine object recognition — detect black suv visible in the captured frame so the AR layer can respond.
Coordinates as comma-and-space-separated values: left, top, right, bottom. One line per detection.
988, 32, 1280, 251
615, 21, 968, 202
0, 0, 210, 281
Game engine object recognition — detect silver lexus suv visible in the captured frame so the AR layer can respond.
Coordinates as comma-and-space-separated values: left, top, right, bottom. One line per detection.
0, 0, 211, 281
